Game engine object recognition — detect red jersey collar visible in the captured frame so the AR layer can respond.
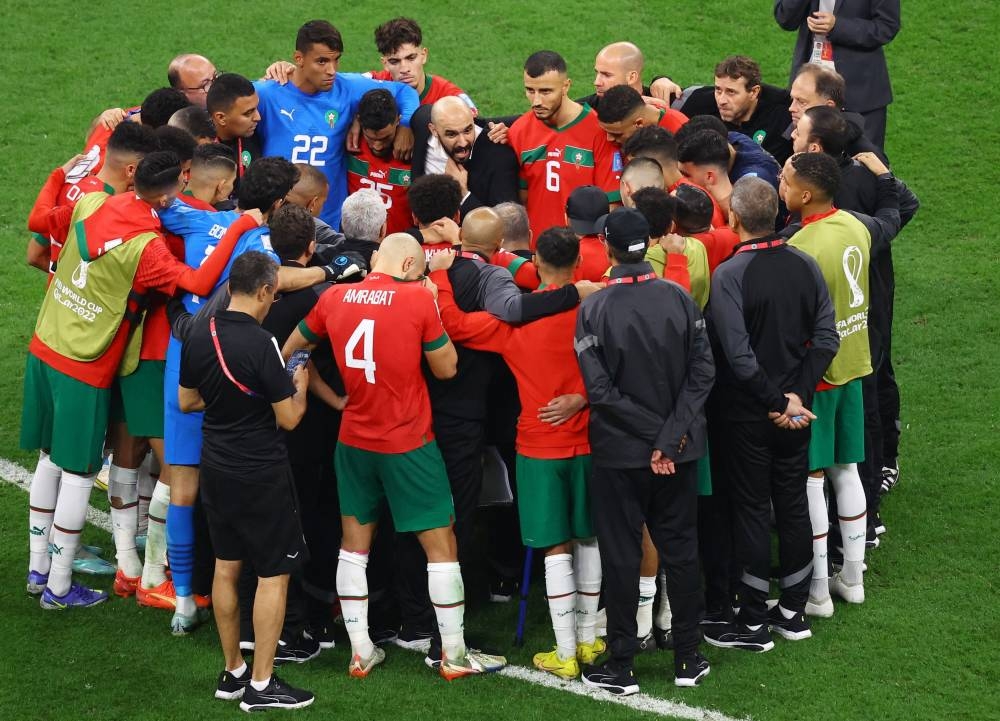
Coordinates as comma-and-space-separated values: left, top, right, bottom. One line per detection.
801, 207, 839, 227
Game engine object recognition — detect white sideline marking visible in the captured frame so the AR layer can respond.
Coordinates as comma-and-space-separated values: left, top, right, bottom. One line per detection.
500, 665, 747, 721
0, 457, 112, 532
1, 456, 746, 721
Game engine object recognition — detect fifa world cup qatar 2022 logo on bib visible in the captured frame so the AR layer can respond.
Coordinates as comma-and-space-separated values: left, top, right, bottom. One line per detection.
842, 245, 865, 309
72, 259, 90, 289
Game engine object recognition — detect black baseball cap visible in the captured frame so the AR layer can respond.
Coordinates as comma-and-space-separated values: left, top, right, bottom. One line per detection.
601, 207, 650, 253
565, 185, 610, 236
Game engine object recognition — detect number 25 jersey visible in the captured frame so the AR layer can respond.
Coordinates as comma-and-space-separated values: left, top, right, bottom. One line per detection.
298, 273, 450, 453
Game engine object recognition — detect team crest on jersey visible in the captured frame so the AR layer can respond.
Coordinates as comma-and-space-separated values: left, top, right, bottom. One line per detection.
241, 150, 252, 168
325, 109, 339, 128
71, 260, 90, 289
753, 129, 767, 145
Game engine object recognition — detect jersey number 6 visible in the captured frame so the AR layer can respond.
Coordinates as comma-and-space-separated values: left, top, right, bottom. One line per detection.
345, 318, 376, 384
545, 160, 560, 192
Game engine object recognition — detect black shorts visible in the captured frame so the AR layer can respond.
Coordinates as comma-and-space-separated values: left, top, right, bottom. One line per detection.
200, 462, 308, 577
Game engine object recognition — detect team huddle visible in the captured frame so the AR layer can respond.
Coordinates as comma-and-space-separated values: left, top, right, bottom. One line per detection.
21, 7, 911, 712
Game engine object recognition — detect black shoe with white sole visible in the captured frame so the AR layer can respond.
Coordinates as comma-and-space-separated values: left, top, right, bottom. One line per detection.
215, 666, 251, 700
674, 652, 711, 687
239, 675, 314, 712
702, 622, 774, 652
273, 630, 321, 665
581, 661, 640, 696
766, 606, 812, 641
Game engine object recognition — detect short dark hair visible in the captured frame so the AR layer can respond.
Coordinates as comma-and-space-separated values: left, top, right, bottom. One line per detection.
358, 89, 399, 131
155, 125, 197, 163
268, 204, 315, 262
796, 64, 846, 107
674, 114, 728, 146
228, 251, 278, 297
596, 85, 644, 124
106, 122, 160, 157
296, 20, 343, 54
714, 55, 761, 91
374, 17, 422, 56
673, 184, 715, 234
140, 88, 190, 129
677, 129, 730, 169
407, 174, 462, 224
803, 106, 848, 158
631, 187, 676, 237
524, 50, 566, 78
133, 151, 182, 195
238, 157, 300, 212
789, 151, 841, 201
191, 143, 237, 175
206, 72, 256, 114
535, 227, 579, 269
170, 106, 216, 140
730, 176, 778, 235
621, 125, 677, 166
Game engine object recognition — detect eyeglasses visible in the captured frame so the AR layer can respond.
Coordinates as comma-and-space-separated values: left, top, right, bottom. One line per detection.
181, 71, 221, 94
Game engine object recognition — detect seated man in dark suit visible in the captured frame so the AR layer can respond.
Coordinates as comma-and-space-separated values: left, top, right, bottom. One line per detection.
410, 97, 520, 218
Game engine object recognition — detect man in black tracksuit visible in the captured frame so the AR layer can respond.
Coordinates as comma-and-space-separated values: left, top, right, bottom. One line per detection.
702, 177, 839, 652
575, 208, 715, 693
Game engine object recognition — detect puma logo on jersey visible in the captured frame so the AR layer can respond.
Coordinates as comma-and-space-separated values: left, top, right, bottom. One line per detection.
547, 148, 562, 158
280, 108, 296, 121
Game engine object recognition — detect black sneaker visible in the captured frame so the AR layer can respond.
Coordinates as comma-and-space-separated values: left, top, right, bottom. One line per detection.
700, 608, 731, 626
394, 624, 434, 651
273, 630, 321, 665
239, 674, 314, 712
488, 577, 518, 603
702, 622, 774, 652
654, 626, 674, 650
873, 511, 887, 536
766, 605, 812, 641
214, 666, 251, 701
879, 463, 899, 495
674, 652, 710, 688
636, 631, 658, 653
581, 661, 640, 696
307, 622, 336, 650
371, 627, 398, 646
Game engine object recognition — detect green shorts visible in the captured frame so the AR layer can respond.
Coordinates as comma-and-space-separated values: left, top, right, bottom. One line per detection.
20, 354, 110, 474
334, 441, 454, 533
110, 360, 165, 439
808, 379, 865, 470
515, 454, 593, 548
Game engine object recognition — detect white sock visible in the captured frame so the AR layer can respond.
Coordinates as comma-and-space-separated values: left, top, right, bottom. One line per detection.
141, 481, 170, 588
806, 475, 830, 600
637, 575, 656, 637
109, 464, 142, 577
229, 661, 248, 677
337, 549, 374, 659
28, 452, 61, 575
655, 570, 673, 631
778, 604, 796, 620
544, 553, 577, 660
428, 561, 466, 661
574, 538, 601, 645
48, 471, 96, 596
829, 463, 867, 585
176, 594, 196, 616
136, 454, 155, 537
250, 677, 271, 691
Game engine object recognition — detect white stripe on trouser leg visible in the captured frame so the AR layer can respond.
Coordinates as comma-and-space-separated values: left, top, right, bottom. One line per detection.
48, 471, 96, 596
574, 538, 601, 645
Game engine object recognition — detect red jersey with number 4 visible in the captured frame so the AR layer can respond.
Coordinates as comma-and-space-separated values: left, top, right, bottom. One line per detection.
508, 105, 621, 244
346, 140, 413, 234
298, 272, 449, 453
368, 71, 475, 109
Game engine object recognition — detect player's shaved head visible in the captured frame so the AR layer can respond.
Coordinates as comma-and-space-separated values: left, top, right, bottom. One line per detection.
430, 95, 473, 127
597, 42, 644, 73
623, 157, 665, 190
460, 207, 505, 255
594, 41, 645, 96
167, 54, 217, 107
372, 232, 426, 279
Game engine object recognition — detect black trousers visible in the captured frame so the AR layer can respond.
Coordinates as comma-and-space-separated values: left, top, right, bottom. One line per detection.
700, 409, 739, 615
723, 420, 813, 624
590, 462, 702, 664
861, 106, 888, 155
397, 413, 485, 630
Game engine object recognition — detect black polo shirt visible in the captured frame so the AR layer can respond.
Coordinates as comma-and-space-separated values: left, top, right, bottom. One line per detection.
180, 309, 295, 472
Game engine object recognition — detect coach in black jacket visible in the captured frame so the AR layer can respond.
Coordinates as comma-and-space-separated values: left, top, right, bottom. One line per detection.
409, 99, 519, 218
575, 208, 714, 693
704, 178, 838, 648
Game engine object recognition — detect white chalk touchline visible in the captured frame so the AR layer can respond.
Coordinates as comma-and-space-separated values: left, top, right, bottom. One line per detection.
1, 456, 747, 721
